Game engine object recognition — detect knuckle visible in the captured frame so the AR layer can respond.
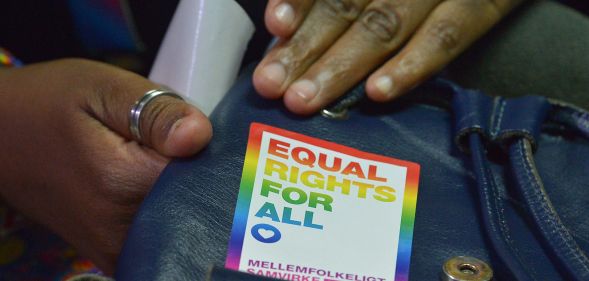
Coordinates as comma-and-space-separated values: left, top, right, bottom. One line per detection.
320, 0, 363, 21
481, 0, 512, 18
139, 97, 184, 147
478, 0, 502, 12
395, 52, 425, 76
274, 38, 319, 79
94, 72, 129, 99
465, 0, 506, 18
91, 70, 132, 123
360, 4, 400, 43
427, 20, 462, 52
280, 43, 314, 70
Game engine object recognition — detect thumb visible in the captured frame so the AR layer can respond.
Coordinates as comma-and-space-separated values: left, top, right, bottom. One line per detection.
131, 94, 213, 158
82, 61, 212, 157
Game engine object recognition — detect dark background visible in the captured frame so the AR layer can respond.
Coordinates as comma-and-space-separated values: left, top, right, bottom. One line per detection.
0, 0, 271, 73
0, 0, 586, 73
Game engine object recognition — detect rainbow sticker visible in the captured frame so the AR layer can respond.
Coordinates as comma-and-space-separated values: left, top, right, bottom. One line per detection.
226, 123, 420, 281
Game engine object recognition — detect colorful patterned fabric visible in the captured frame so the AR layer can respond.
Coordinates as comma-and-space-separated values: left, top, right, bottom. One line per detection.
0, 224, 103, 281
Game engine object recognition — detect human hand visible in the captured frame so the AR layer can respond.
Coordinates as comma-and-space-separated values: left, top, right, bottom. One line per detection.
254, 0, 523, 115
0, 59, 212, 274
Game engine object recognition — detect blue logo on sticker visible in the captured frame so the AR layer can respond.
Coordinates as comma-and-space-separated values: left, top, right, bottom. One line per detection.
251, 224, 282, 243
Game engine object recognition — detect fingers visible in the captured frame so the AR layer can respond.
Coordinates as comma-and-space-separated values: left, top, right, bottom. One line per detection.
281, 0, 441, 114
367, 0, 523, 101
82, 60, 212, 157
259, 0, 523, 114
254, 0, 371, 99
265, 0, 315, 37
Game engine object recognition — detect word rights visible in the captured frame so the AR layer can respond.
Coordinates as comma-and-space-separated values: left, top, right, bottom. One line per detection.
226, 123, 420, 281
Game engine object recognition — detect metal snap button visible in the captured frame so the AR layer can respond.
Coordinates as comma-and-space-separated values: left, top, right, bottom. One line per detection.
441, 256, 493, 281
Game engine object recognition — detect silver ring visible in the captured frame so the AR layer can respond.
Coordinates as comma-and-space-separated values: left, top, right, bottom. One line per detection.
129, 89, 184, 143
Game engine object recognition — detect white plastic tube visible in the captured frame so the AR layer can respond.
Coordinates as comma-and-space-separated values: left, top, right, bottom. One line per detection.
149, 0, 255, 116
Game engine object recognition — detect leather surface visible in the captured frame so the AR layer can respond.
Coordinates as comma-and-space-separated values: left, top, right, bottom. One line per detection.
509, 139, 589, 280
116, 65, 589, 280
452, 91, 552, 281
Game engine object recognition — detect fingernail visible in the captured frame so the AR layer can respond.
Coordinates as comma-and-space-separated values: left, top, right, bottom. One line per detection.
260, 62, 287, 87
375, 76, 394, 96
290, 80, 318, 102
165, 115, 211, 157
274, 3, 295, 26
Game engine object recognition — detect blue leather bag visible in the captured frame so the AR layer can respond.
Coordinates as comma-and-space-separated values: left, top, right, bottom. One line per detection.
116, 65, 589, 281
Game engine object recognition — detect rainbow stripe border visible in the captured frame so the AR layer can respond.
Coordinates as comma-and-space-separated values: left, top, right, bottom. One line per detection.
225, 123, 264, 269
225, 123, 420, 281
